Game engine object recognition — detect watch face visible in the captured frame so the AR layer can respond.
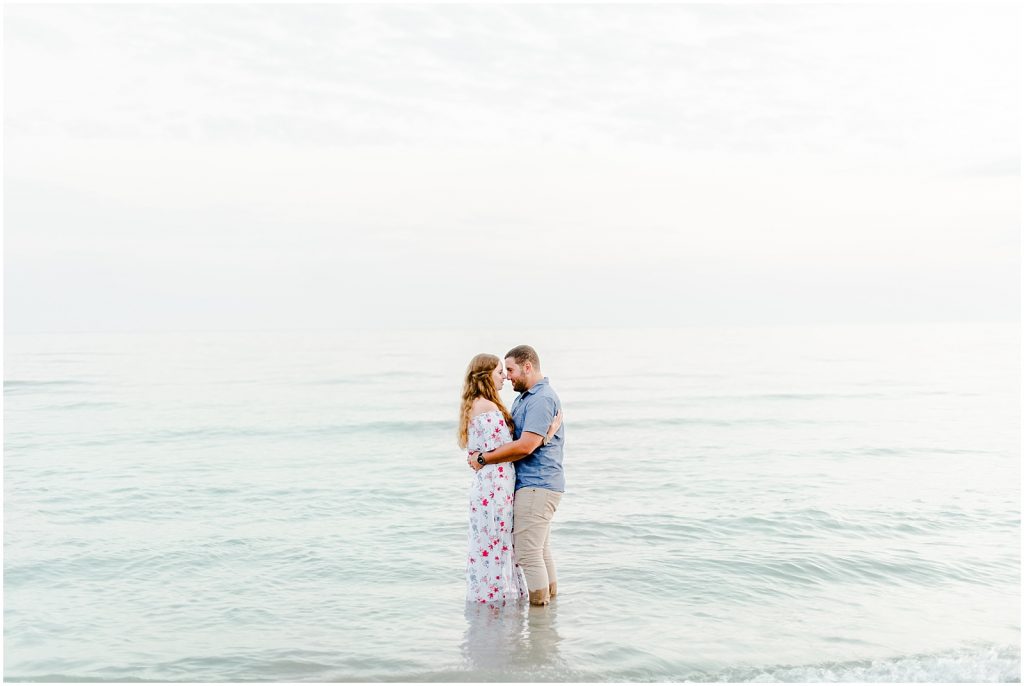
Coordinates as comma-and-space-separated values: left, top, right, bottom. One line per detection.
477, 455, 486, 465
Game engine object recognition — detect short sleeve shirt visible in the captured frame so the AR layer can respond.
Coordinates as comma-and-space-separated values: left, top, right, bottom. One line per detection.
509, 377, 565, 493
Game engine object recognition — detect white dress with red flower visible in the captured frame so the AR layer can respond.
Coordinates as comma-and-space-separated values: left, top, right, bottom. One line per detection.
466, 410, 529, 607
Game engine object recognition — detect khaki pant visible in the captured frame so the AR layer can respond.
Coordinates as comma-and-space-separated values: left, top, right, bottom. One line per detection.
513, 487, 562, 605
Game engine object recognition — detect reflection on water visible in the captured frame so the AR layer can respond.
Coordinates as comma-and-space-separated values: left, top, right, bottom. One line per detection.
462, 601, 565, 678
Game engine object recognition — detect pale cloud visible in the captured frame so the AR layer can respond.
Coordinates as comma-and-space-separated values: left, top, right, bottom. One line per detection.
3, 3, 1019, 333
5, 4, 1018, 157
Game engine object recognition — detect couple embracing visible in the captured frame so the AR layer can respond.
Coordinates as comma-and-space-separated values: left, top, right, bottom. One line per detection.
458, 345, 565, 608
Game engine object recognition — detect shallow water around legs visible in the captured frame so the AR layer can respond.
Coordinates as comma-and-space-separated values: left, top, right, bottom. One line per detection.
4, 323, 1020, 681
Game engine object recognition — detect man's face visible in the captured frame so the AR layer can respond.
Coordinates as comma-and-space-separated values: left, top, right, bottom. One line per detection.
505, 357, 529, 392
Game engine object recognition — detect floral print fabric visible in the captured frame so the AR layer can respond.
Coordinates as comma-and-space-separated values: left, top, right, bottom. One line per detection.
465, 410, 528, 607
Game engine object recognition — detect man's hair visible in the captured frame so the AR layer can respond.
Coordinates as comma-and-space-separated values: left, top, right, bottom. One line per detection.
505, 344, 540, 368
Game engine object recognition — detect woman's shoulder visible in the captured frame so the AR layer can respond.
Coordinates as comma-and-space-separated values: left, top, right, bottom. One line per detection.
470, 397, 500, 417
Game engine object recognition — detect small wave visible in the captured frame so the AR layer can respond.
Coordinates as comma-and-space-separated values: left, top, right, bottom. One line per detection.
2, 676, 146, 683
4, 380, 94, 393
4, 419, 457, 451
569, 392, 890, 409
305, 371, 441, 385
686, 392, 890, 402
78, 420, 456, 447
37, 401, 120, 411
653, 507, 1011, 542
697, 552, 976, 587
699, 643, 1020, 682
569, 417, 843, 430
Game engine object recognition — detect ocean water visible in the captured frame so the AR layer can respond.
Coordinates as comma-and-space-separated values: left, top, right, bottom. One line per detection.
3, 323, 1020, 682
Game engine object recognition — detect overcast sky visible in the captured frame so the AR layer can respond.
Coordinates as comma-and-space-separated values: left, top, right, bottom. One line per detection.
4, 3, 1020, 334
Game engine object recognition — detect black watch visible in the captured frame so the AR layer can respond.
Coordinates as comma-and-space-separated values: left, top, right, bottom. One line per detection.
477, 453, 487, 466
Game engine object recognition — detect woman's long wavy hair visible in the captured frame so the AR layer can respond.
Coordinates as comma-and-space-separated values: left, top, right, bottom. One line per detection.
458, 353, 515, 449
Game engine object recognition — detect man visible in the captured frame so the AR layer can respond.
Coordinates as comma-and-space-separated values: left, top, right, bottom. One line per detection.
468, 344, 564, 606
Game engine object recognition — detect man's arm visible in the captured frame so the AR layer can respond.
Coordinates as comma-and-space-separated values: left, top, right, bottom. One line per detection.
469, 395, 559, 470
471, 432, 544, 468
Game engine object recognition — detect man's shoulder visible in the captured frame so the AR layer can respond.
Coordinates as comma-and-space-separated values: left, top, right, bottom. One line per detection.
524, 384, 558, 407
531, 380, 559, 400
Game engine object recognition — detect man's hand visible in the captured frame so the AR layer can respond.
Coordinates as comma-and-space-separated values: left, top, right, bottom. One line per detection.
468, 452, 484, 471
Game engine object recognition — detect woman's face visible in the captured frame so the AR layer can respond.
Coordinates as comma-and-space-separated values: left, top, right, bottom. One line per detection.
491, 361, 506, 390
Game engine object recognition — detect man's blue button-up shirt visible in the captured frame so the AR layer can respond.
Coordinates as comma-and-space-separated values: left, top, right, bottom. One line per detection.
510, 377, 565, 493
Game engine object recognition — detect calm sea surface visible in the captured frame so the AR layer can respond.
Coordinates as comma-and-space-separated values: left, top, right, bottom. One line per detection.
4, 323, 1020, 682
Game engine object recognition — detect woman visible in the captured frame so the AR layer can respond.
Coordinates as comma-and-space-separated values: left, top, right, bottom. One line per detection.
458, 353, 561, 607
